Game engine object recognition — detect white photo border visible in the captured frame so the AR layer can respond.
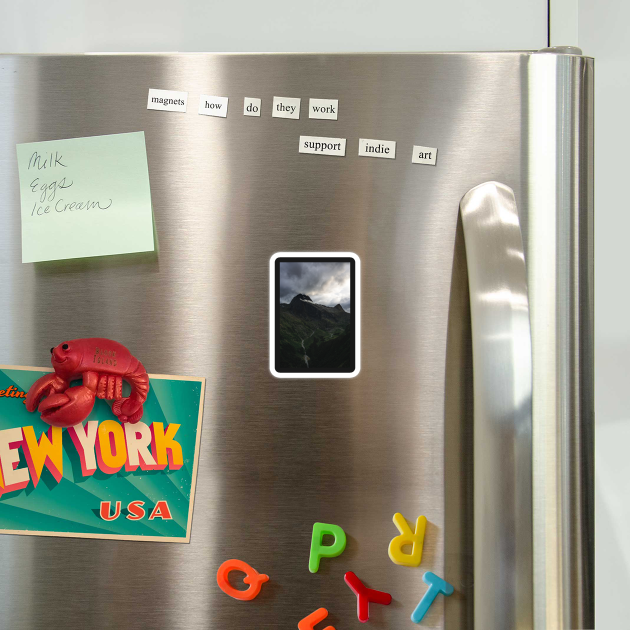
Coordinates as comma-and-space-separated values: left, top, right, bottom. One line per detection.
269, 252, 361, 379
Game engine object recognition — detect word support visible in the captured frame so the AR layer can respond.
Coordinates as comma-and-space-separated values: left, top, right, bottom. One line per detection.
147, 88, 188, 112
309, 98, 338, 120
198, 95, 229, 118
299, 136, 346, 157
358, 138, 397, 159
272, 96, 301, 119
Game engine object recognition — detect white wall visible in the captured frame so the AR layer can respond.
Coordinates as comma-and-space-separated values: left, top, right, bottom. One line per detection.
0, 0, 547, 53
576, 1, 629, 627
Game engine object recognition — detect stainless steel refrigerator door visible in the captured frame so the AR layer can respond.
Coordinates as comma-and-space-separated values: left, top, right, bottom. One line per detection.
0, 52, 593, 629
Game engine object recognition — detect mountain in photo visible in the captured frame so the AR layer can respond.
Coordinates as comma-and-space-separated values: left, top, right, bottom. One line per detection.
277, 294, 352, 371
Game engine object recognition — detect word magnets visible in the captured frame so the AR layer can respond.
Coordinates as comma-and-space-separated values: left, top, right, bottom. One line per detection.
344, 571, 392, 622
309, 522, 346, 573
411, 572, 454, 624
216, 559, 269, 601
298, 608, 335, 630
388, 512, 427, 567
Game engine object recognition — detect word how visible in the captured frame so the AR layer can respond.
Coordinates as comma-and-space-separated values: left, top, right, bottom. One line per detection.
272, 96, 301, 119
217, 559, 269, 601
199, 95, 228, 118
0, 420, 183, 496
99, 499, 172, 521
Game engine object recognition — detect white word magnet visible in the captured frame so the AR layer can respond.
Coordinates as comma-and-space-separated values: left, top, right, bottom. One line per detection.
299, 136, 346, 157
244, 97, 261, 117
198, 95, 229, 117
358, 139, 396, 159
412, 145, 438, 165
309, 98, 338, 120
147, 89, 188, 113
272, 96, 300, 119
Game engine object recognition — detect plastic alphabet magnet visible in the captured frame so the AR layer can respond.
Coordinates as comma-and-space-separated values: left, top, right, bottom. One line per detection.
388, 512, 427, 567
216, 559, 269, 601
344, 571, 392, 622
309, 522, 347, 573
298, 608, 335, 630
410, 571, 454, 623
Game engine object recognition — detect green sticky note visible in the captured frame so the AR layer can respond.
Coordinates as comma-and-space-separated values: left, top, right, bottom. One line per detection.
16, 132, 155, 263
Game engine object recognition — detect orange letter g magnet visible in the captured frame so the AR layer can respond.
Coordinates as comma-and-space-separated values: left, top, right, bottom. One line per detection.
217, 559, 269, 601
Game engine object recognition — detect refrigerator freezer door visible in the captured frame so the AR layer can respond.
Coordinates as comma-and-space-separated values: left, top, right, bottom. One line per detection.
0, 52, 593, 629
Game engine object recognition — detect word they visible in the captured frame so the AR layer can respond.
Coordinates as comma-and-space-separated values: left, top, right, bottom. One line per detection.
272, 96, 301, 119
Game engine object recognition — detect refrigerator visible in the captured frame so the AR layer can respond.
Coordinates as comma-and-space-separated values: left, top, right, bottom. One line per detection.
0, 50, 593, 629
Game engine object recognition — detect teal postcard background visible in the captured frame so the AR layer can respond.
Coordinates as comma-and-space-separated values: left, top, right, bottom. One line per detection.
0, 367, 204, 542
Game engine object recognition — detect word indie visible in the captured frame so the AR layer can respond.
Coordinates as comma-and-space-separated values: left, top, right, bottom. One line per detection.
0, 420, 183, 495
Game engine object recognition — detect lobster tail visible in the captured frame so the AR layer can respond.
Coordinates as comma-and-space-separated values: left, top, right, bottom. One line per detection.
112, 358, 150, 424
126, 358, 150, 403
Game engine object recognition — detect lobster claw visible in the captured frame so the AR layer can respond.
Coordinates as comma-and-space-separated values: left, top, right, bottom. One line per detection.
37, 386, 96, 428
25, 373, 67, 413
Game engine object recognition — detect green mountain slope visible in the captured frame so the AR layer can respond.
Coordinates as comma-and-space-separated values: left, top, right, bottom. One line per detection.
277, 294, 352, 371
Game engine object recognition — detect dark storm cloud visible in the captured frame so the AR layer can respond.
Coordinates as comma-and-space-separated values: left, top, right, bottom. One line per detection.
279, 261, 351, 311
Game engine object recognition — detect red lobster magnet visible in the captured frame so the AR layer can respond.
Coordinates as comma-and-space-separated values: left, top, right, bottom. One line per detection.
26, 338, 149, 428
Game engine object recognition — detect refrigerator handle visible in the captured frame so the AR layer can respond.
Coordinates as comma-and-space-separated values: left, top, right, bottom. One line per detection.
459, 182, 533, 629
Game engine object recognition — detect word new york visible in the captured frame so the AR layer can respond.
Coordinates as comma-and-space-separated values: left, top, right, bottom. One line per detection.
0, 420, 183, 496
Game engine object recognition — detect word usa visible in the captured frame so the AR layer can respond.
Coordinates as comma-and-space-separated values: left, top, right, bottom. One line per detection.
0, 420, 183, 495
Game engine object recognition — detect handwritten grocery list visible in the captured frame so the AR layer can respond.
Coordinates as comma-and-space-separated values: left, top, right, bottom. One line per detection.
16, 132, 154, 263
